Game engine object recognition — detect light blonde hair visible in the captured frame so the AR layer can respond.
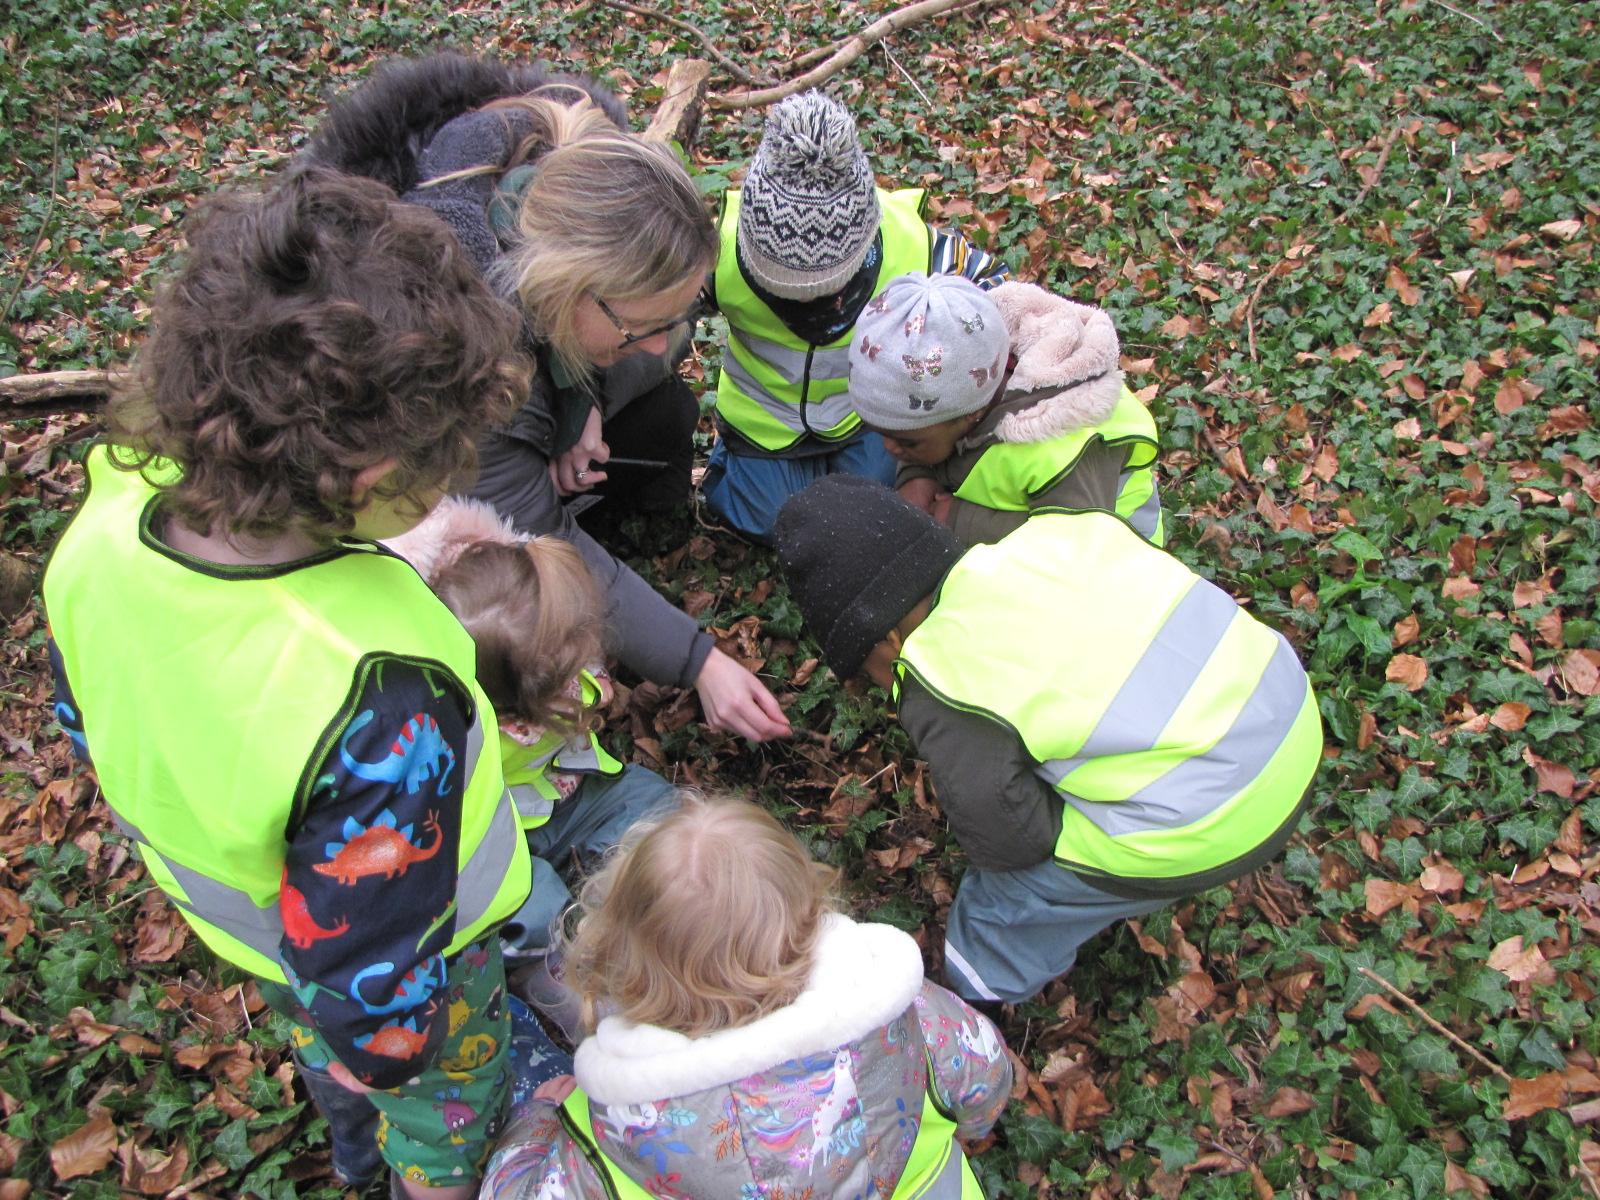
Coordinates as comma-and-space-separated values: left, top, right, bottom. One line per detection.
483, 92, 718, 379
564, 794, 839, 1037
431, 535, 605, 734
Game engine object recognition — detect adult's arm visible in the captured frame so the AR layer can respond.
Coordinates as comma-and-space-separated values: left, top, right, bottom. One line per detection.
896, 673, 1061, 873
472, 429, 714, 689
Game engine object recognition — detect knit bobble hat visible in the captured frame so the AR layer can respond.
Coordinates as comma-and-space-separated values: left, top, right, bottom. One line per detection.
776, 476, 965, 679
848, 272, 1010, 431
737, 91, 881, 301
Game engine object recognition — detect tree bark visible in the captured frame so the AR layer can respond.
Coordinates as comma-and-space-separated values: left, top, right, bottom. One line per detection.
0, 370, 112, 420
642, 59, 714, 148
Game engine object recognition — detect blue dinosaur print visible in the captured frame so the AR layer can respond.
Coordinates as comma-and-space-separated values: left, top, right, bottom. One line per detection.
339, 709, 457, 796
280, 958, 348, 1009
53, 699, 92, 762
350, 954, 448, 1015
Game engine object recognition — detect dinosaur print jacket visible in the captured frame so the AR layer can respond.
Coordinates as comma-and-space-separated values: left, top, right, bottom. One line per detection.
276, 656, 475, 1089
481, 916, 1010, 1200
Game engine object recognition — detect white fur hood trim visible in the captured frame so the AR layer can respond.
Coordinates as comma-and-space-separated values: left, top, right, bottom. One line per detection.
574, 914, 926, 1106
989, 281, 1127, 445
380, 496, 526, 583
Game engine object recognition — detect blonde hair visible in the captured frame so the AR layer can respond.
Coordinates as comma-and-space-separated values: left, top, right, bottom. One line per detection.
564, 794, 839, 1037
431, 535, 605, 734
484, 92, 717, 379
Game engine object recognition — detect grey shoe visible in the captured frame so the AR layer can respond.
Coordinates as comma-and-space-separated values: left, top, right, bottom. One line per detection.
507, 954, 587, 1044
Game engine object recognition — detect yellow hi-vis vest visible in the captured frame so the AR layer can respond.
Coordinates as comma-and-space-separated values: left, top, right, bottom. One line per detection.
500, 670, 624, 828
713, 188, 934, 451
897, 511, 1321, 889
558, 1069, 981, 1200
42, 447, 531, 981
954, 385, 1165, 544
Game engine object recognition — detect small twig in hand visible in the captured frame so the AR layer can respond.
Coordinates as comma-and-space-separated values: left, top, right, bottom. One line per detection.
1333, 125, 1403, 226
1356, 967, 1512, 1081
1, 121, 61, 330
1420, 0, 1505, 42
591, 0, 776, 87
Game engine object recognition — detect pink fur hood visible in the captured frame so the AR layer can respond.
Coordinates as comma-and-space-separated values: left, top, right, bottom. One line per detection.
381, 496, 526, 584
988, 281, 1128, 444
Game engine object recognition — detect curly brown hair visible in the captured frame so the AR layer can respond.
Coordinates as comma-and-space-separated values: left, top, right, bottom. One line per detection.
108, 166, 530, 543
432, 536, 606, 734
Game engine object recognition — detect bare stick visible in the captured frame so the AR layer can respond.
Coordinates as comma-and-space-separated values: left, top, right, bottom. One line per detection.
1421, 0, 1505, 43
1244, 259, 1291, 364
1355, 967, 1512, 1081
1, 369, 113, 419
1333, 125, 1403, 226
1107, 41, 1188, 99
1, 122, 61, 330
1570, 1098, 1600, 1125
712, 0, 984, 111
592, 0, 776, 87
785, 0, 993, 74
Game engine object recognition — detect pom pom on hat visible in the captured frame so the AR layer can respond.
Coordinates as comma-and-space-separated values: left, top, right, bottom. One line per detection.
775, 475, 964, 679
847, 272, 1010, 431
737, 91, 881, 301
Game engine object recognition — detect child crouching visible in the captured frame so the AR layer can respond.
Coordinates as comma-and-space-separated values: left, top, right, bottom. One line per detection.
480, 794, 1011, 1200
386, 499, 678, 992
850, 271, 1165, 546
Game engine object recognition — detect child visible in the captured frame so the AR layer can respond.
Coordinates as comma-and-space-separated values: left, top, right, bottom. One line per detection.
849, 271, 1165, 547
42, 167, 546, 1199
702, 90, 1011, 545
384, 498, 678, 993
480, 793, 1011, 1200
775, 476, 1321, 1005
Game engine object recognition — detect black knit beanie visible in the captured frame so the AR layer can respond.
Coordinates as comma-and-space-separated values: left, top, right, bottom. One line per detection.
775, 476, 965, 679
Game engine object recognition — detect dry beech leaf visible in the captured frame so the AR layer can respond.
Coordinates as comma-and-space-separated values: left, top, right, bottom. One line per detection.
1489, 702, 1531, 731
1419, 859, 1465, 893
1503, 1072, 1567, 1120
1387, 264, 1422, 305
1560, 649, 1600, 696
1260, 1085, 1317, 1116
1442, 577, 1481, 601
1487, 936, 1548, 983
1385, 654, 1428, 691
50, 1109, 119, 1181
1365, 879, 1416, 917
1363, 301, 1393, 327
1522, 747, 1576, 798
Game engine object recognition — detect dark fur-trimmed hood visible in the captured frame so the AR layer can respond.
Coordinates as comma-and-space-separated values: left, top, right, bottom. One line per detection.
300, 52, 628, 193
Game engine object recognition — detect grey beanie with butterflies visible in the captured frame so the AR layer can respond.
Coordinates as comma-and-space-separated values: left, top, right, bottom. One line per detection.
737, 91, 882, 301
848, 272, 1011, 431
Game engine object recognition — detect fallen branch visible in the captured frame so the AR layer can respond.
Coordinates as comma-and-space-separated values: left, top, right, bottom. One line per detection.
642, 59, 714, 147
1355, 967, 1512, 1082
784, 0, 995, 74
1421, 0, 1505, 43
1107, 40, 1189, 99
592, 0, 776, 87
1, 121, 61, 330
1332, 125, 1403, 226
1, 369, 112, 419
711, 0, 979, 111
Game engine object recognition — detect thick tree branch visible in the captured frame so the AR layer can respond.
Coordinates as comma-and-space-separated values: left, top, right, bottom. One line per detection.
642, 59, 714, 147
711, 0, 983, 111
0, 369, 112, 419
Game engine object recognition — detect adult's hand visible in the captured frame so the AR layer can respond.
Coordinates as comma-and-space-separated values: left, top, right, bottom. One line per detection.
695, 648, 791, 742
550, 406, 610, 496
532, 1075, 577, 1104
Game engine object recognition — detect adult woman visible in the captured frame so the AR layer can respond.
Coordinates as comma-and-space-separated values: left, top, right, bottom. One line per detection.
306, 54, 789, 741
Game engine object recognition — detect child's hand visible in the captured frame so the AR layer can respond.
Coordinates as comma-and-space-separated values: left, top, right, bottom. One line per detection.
550, 407, 610, 495
930, 490, 953, 525
897, 478, 940, 514
327, 1061, 377, 1095
533, 1074, 577, 1103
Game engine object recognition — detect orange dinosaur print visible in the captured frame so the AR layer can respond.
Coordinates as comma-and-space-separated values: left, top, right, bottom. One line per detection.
355, 1014, 431, 1060
313, 810, 444, 885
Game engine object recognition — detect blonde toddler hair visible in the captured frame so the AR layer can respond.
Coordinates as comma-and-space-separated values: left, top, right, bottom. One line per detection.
431, 535, 605, 734
564, 794, 839, 1037
484, 92, 717, 379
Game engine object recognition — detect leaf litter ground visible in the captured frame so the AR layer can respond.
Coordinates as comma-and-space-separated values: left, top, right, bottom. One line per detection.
2, 1, 1599, 1197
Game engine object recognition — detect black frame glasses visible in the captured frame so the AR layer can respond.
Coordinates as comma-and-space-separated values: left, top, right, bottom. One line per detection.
590, 290, 709, 346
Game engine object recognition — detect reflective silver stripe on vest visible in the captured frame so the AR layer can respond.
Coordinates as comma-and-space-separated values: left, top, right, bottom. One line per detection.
153, 848, 284, 955
723, 333, 859, 435
508, 783, 557, 824
456, 714, 520, 933
909, 1140, 968, 1200
554, 741, 605, 772
1121, 472, 1163, 540
1041, 581, 1238, 783
1047, 633, 1308, 838
731, 327, 852, 384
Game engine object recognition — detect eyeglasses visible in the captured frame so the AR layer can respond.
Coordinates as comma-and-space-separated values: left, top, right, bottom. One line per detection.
590, 291, 708, 347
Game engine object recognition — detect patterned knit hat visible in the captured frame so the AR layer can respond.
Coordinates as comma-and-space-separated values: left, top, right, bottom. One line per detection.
848, 272, 1010, 431
737, 91, 881, 302
776, 476, 965, 679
